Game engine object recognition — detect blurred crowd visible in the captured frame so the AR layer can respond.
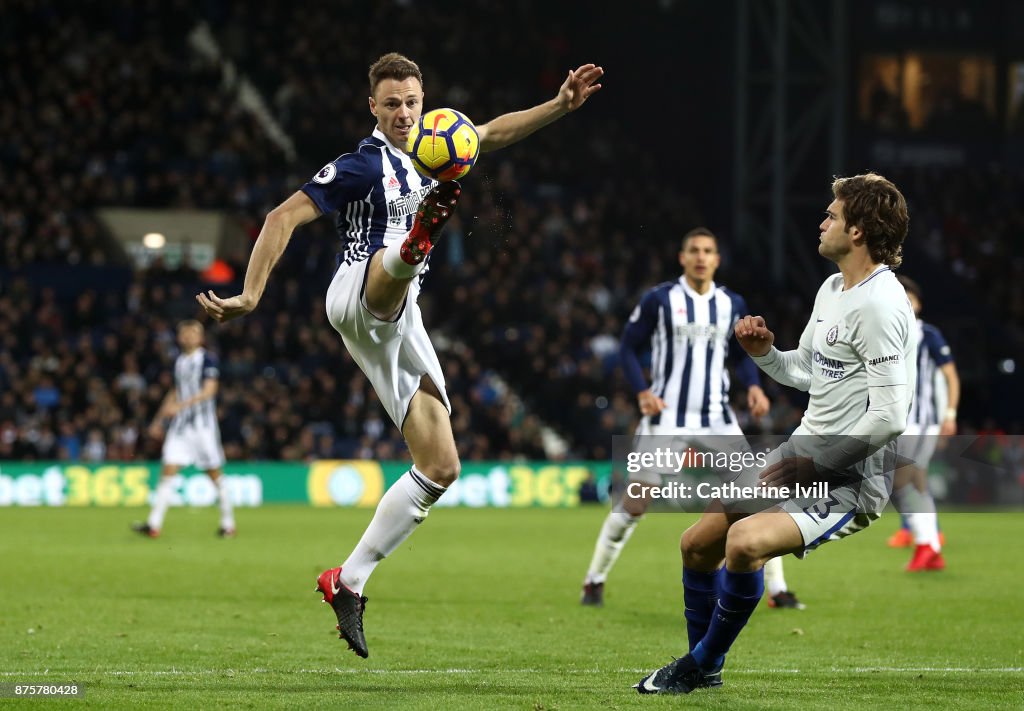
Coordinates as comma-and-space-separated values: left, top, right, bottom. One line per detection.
891, 165, 1024, 347
0, 0, 292, 270
0, 260, 548, 462
1, 0, 1021, 465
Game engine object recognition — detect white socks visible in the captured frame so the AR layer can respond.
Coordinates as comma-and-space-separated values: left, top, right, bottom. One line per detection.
216, 476, 235, 530
340, 467, 445, 594
382, 240, 426, 279
584, 511, 642, 585
147, 473, 235, 532
764, 556, 789, 596
893, 485, 941, 551
147, 476, 175, 530
908, 511, 941, 551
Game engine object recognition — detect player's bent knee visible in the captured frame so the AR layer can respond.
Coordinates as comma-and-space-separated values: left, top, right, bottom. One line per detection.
724, 522, 768, 567
680, 527, 700, 556
622, 491, 649, 517
417, 458, 461, 488
681, 526, 724, 568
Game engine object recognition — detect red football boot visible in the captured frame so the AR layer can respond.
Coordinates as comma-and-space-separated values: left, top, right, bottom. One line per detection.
906, 544, 946, 572
316, 567, 369, 658
399, 181, 462, 265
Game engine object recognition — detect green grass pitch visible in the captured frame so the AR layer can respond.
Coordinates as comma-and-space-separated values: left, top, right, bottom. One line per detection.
2, 505, 1022, 709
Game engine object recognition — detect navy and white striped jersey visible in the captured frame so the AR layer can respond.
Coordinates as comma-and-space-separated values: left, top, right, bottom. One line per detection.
908, 319, 953, 427
170, 348, 219, 433
300, 127, 436, 269
620, 278, 760, 429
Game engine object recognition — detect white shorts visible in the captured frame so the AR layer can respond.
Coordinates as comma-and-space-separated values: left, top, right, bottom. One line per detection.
780, 489, 880, 558
895, 423, 941, 469
325, 256, 450, 430
635, 418, 746, 439
776, 438, 894, 557
712, 433, 892, 556
630, 419, 749, 485
163, 423, 225, 470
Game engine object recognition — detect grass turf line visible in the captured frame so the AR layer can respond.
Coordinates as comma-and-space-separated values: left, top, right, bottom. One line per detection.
1, 506, 1021, 709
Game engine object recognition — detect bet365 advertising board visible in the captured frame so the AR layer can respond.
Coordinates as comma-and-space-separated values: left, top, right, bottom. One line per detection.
0, 461, 610, 508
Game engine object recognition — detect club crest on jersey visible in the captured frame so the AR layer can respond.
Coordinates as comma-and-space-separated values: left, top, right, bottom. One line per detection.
313, 163, 337, 184
826, 325, 839, 346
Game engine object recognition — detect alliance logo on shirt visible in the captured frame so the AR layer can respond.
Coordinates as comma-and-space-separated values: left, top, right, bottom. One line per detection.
867, 354, 902, 366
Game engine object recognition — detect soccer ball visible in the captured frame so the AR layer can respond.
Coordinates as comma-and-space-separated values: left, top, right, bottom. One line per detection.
406, 108, 480, 182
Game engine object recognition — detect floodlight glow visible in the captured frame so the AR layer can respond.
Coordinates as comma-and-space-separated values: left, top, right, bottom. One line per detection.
143, 232, 166, 249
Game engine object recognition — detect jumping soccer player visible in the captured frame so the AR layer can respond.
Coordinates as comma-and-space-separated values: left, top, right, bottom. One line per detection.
196, 53, 602, 658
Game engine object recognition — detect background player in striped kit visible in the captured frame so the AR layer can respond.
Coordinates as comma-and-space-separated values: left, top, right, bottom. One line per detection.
888, 274, 960, 571
196, 53, 603, 657
580, 228, 803, 610
132, 320, 234, 538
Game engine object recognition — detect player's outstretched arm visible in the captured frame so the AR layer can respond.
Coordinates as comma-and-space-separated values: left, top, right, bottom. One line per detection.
197, 191, 320, 323
477, 63, 603, 152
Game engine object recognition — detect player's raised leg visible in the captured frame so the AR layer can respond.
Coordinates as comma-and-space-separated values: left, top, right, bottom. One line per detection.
366, 180, 461, 320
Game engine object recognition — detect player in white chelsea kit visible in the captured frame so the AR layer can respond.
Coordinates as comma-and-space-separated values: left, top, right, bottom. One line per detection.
636, 173, 916, 694
889, 274, 959, 571
196, 53, 603, 658
580, 228, 801, 610
132, 320, 234, 538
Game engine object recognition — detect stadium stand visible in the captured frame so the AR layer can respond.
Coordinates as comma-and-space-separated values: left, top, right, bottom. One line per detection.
1, 0, 1019, 465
